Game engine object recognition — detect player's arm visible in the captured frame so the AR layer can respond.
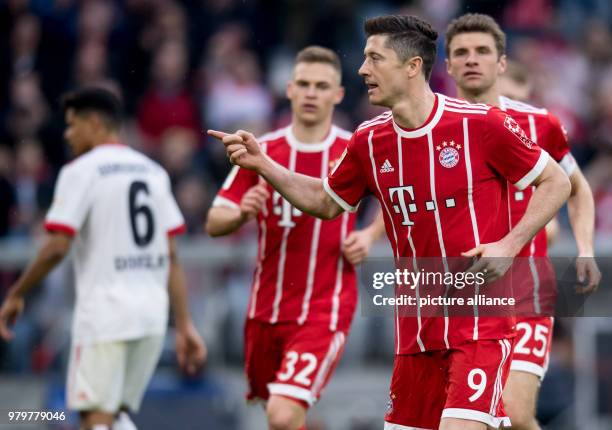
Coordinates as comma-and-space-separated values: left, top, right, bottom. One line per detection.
206, 183, 269, 237
567, 166, 600, 291
167, 236, 206, 374
343, 209, 385, 265
465, 159, 570, 280
464, 110, 571, 279
501, 159, 571, 254
208, 130, 344, 220
0, 232, 72, 340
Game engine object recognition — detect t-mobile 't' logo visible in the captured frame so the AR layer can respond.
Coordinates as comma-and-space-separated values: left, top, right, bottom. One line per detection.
388, 186, 416, 226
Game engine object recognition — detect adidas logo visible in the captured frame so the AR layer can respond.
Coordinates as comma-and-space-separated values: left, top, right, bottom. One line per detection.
380, 159, 394, 173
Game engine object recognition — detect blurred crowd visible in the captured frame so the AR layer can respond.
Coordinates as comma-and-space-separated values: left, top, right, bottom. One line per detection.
0, 0, 611, 390
0, 0, 611, 240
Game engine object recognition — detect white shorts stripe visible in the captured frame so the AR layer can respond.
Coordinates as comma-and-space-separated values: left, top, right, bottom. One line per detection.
268, 383, 315, 406
490, 339, 509, 415
384, 422, 432, 430
310, 332, 345, 398
510, 360, 546, 379
442, 408, 511, 428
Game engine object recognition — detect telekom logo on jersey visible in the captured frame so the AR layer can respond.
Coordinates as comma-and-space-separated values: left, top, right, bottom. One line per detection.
388, 186, 457, 226
389, 186, 417, 226
273, 191, 302, 227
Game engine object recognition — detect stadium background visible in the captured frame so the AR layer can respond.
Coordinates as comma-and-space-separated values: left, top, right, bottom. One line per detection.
0, 0, 611, 429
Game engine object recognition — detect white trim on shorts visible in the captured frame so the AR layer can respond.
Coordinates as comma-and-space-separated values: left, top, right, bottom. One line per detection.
384, 422, 432, 430
267, 383, 315, 406
441, 408, 511, 428
510, 360, 546, 379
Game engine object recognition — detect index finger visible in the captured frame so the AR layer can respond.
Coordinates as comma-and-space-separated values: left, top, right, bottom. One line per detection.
207, 129, 230, 140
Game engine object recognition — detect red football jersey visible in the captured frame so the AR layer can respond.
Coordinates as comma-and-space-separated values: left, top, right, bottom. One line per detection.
499, 96, 576, 258
213, 125, 357, 332
324, 94, 549, 354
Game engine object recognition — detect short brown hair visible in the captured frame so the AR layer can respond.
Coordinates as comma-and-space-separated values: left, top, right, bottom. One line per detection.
364, 15, 438, 81
445, 13, 506, 58
503, 60, 530, 86
295, 46, 342, 78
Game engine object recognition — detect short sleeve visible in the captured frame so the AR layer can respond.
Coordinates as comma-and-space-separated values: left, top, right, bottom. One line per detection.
45, 164, 95, 235
213, 165, 259, 210
323, 134, 368, 212
546, 114, 576, 176
483, 108, 550, 190
159, 172, 186, 236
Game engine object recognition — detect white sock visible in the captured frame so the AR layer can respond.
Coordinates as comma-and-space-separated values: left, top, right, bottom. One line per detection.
112, 412, 138, 430
90, 425, 111, 430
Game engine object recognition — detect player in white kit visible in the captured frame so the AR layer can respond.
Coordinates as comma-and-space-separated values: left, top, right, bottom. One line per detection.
0, 88, 206, 430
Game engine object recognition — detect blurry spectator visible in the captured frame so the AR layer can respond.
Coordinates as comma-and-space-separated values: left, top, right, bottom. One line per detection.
13, 139, 54, 236
203, 50, 272, 134
159, 127, 199, 182
0, 13, 41, 114
72, 41, 121, 96
503, 0, 555, 31
139, 0, 188, 50
3, 73, 49, 144
77, 0, 116, 46
9, 13, 41, 78
585, 73, 612, 234
0, 146, 16, 238
175, 175, 210, 234
201, 44, 272, 183
137, 40, 200, 155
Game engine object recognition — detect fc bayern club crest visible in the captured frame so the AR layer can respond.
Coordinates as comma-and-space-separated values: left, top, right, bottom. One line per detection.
436, 140, 461, 168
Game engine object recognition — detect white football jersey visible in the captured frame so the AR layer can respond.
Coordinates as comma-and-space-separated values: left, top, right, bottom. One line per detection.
45, 143, 185, 344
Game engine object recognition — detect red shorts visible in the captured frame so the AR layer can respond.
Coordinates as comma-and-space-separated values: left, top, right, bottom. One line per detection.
384, 339, 514, 430
244, 319, 347, 408
510, 316, 554, 380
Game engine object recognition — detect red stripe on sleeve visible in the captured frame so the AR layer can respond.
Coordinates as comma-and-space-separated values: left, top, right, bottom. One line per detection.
167, 224, 187, 236
44, 222, 77, 236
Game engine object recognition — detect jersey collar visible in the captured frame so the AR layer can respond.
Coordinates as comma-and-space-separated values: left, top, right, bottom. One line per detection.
392, 93, 446, 138
286, 125, 337, 153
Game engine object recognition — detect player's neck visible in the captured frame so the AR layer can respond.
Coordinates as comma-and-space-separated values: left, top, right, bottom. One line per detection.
291, 118, 332, 144
392, 86, 436, 130
458, 85, 501, 107
91, 132, 121, 147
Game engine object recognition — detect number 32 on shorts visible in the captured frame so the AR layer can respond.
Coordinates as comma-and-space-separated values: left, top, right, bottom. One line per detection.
278, 351, 318, 386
